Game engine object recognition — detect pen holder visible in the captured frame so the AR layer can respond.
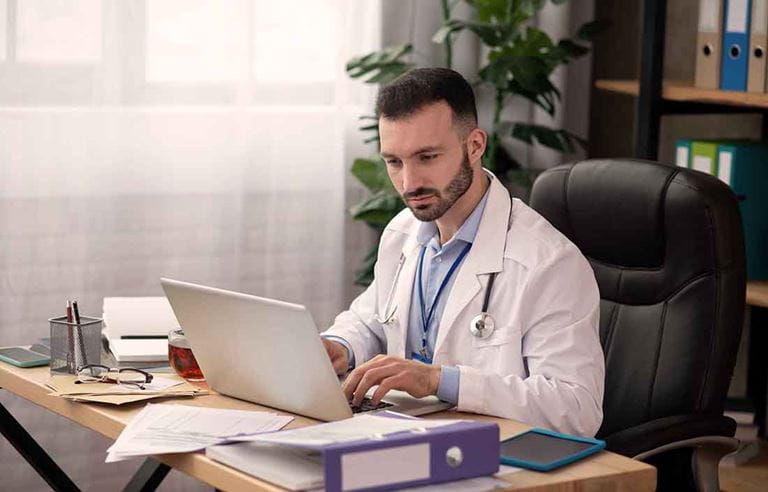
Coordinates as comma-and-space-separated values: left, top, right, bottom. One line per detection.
49, 316, 103, 375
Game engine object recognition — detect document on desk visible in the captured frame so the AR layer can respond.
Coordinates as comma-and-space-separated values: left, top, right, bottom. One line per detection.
250, 413, 462, 447
48, 374, 185, 395
46, 374, 207, 405
106, 404, 293, 462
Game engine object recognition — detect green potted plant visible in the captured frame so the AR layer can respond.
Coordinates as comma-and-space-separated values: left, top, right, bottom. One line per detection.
346, 0, 605, 286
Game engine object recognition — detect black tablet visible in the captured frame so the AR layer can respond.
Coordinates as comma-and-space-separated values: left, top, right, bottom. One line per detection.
500, 428, 605, 472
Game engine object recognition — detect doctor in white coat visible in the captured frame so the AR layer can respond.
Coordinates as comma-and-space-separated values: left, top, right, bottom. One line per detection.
322, 68, 604, 436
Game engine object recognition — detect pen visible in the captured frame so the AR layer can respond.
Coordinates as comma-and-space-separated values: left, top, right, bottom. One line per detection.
71, 300, 88, 369
72, 300, 81, 324
66, 301, 74, 372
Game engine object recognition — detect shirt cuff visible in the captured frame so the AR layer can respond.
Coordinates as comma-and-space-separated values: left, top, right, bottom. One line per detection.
320, 334, 355, 370
436, 365, 460, 405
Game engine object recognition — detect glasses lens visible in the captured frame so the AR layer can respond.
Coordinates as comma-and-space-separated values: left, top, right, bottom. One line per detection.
117, 369, 148, 385
77, 365, 107, 381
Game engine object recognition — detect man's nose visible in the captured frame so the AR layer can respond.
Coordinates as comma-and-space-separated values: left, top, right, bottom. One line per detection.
401, 162, 423, 194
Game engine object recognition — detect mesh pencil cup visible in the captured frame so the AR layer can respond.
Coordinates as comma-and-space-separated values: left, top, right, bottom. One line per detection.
48, 316, 102, 375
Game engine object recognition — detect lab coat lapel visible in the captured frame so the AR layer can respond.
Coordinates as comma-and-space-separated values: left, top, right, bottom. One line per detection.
392, 230, 420, 357
434, 177, 511, 353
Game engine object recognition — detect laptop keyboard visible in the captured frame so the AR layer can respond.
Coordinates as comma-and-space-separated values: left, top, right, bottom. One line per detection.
350, 397, 394, 414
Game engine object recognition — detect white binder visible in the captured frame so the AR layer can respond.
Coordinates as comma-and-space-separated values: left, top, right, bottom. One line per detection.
748, 0, 768, 92
696, 0, 724, 89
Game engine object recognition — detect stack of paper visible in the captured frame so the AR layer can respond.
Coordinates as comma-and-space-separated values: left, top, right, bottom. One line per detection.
107, 404, 294, 462
46, 374, 207, 405
249, 413, 462, 446
102, 297, 180, 362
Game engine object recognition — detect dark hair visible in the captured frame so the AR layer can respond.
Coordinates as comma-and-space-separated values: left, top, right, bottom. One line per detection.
375, 68, 478, 129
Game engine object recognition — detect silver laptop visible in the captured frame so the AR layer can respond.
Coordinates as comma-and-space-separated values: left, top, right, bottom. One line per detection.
160, 278, 452, 421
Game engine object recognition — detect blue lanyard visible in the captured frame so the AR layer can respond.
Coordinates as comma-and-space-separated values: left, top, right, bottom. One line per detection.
416, 242, 471, 356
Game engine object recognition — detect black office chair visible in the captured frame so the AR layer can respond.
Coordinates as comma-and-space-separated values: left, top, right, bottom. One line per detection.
529, 159, 746, 491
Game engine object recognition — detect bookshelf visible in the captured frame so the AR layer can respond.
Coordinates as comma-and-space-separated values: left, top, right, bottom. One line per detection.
595, 0, 768, 160
595, 79, 768, 111
595, 0, 768, 437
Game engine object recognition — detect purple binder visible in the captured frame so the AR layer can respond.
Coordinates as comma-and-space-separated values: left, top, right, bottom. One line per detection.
319, 419, 500, 492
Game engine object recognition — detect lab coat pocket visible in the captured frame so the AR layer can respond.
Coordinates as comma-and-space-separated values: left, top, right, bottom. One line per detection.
468, 324, 520, 372
471, 322, 518, 348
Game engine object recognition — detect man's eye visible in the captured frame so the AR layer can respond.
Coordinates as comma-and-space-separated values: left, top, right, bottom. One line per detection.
421, 154, 437, 161
385, 159, 402, 167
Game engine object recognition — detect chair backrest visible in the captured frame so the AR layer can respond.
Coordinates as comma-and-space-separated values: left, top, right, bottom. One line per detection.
529, 159, 746, 437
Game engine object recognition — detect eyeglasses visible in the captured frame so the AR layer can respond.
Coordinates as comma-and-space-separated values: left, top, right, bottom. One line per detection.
75, 364, 154, 390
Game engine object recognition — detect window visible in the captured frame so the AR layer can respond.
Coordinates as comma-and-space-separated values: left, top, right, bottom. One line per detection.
16, 0, 101, 63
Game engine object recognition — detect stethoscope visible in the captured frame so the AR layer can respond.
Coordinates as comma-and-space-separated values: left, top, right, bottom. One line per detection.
374, 251, 498, 339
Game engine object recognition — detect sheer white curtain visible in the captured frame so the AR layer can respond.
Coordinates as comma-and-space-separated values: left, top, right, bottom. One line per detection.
0, 1, 378, 489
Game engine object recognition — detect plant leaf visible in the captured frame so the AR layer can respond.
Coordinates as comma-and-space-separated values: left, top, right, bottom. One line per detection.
354, 245, 379, 286
505, 79, 556, 115
465, 21, 507, 46
432, 19, 465, 44
349, 190, 404, 226
466, 0, 511, 23
503, 121, 587, 153
358, 123, 379, 132
506, 168, 542, 190
550, 39, 590, 61
576, 19, 611, 42
351, 158, 388, 192
346, 44, 413, 84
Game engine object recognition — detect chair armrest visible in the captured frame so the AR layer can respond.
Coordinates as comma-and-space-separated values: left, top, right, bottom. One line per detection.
632, 436, 738, 461
599, 414, 736, 457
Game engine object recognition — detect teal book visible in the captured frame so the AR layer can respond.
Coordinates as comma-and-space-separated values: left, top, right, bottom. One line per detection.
717, 142, 768, 280
691, 141, 719, 175
675, 139, 692, 168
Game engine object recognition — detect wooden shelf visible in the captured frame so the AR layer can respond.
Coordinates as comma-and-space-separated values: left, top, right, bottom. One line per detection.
747, 281, 768, 308
595, 79, 768, 110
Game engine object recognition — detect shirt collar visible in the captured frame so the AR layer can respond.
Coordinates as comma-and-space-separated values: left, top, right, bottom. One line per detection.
416, 184, 492, 250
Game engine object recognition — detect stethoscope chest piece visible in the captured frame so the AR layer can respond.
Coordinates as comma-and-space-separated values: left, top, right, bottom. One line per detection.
470, 313, 495, 338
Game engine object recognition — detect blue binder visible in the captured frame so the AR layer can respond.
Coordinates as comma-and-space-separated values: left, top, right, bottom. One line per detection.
721, 0, 753, 91
716, 142, 768, 279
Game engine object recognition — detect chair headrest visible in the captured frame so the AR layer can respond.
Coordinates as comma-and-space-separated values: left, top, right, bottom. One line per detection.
530, 159, 744, 303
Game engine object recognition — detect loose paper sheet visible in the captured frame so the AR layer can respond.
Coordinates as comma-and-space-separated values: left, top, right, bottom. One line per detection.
250, 414, 463, 447
106, 404, 293, 462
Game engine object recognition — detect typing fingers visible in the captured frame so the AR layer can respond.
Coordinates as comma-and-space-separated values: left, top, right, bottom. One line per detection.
370, 374, 406, 405
349, 363, 400, 406
342, 356, 395, 402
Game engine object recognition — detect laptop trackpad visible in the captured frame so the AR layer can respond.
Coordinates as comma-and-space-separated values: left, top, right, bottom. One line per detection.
376, 389, 453, 416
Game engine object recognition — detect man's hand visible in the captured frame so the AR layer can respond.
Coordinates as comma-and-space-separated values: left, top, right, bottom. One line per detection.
322, 338, 350, 375
342, 355, 441, 406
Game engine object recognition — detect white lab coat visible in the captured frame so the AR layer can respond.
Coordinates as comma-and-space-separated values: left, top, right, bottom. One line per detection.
324, 175, 604, 436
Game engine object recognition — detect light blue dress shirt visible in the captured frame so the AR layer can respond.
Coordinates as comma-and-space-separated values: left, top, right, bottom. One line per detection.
407, 188, 490, 403
325, 186, 491, 405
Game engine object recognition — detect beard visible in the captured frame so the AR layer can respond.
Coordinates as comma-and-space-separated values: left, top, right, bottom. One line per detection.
402, 149, 473, 222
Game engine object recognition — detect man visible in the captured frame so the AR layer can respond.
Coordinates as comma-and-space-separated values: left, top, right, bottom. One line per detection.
322, 68, 604, 436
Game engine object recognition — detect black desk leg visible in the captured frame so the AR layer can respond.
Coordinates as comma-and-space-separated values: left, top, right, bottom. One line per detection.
0, 399, 80, 492
122, 458, 171, 492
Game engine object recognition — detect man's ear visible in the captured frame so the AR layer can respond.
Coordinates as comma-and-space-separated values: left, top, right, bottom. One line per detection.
467, 127, 487, 165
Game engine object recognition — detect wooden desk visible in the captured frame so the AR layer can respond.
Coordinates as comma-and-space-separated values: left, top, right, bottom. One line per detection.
0, 362, 656, 491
